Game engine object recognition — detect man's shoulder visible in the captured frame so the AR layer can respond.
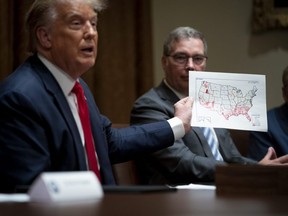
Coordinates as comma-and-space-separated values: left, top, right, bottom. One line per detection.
135, 82, 177, 103
134, 87, 162, 103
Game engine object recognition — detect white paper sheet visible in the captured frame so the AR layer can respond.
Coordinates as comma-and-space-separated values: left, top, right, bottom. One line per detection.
189, 71, 267, 132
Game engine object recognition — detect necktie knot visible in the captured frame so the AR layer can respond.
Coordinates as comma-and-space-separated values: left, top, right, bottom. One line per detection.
72, 82, 84, 97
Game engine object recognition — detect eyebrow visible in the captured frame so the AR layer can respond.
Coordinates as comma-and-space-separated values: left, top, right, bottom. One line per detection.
64, 8, 97, 19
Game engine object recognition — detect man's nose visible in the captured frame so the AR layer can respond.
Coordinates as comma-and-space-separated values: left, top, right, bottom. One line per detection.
185, 57, 195, 70
84, 22, 97, 38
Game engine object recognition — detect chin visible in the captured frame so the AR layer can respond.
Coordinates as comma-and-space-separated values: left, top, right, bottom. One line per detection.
82, 60, 96, 69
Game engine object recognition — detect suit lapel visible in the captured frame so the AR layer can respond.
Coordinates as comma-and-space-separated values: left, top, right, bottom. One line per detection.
80, 81, 116, 183
155, 81, 180, 104
53, 89, 87, 170
154, 81, 180, 116
155, 81, 215, 158
213, 128, 225, 159
193, 127, 215, 158
31, 55, 87, 170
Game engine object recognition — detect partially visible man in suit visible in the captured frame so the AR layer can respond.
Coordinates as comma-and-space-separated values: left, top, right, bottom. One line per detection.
0, 0, 193, 193
248, 66, 288, 160
130, 26, 288, 185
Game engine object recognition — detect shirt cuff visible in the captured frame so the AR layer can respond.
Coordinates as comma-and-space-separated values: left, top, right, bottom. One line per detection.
167, 117, 185, 140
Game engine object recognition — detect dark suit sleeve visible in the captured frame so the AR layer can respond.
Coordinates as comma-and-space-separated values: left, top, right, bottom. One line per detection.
101, 115, 175, 164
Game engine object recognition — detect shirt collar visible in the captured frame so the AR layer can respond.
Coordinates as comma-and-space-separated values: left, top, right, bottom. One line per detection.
37, 53, 76, 96
163, 79, 186, 99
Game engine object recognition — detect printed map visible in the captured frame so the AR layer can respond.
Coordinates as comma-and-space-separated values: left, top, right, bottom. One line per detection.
198, 81, 258, 121
189, 71, 267, 131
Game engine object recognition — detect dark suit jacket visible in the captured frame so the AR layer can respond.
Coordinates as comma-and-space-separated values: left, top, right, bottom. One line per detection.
0, 55, 174, 193
130, 81, 256, 185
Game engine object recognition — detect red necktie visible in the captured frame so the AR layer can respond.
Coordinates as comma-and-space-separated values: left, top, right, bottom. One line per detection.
72, 82, 101, 182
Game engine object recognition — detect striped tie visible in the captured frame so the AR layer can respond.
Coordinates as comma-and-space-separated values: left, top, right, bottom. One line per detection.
202, 127, 223, 161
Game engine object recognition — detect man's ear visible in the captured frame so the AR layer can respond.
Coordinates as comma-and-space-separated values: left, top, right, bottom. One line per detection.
161, 55, 168, 70
36, 27, 52, 49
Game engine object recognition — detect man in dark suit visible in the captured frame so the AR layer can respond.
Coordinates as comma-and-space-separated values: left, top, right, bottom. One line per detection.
130, 26, 288, 185
0, 0, 193, 193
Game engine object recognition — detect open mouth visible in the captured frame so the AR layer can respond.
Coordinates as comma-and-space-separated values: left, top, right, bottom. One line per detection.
81, 47, 94, 54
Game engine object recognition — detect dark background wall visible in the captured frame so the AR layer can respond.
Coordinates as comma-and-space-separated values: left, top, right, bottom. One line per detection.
1, 0, 287, 124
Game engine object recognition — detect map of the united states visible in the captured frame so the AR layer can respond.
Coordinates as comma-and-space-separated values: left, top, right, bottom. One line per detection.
198, 81, 258, 121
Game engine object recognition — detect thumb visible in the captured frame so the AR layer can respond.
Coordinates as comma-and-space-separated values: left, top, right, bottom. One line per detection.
264, 147, 277, 160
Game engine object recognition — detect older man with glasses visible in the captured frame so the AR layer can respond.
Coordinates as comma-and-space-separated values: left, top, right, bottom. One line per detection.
130, 26, 288, 186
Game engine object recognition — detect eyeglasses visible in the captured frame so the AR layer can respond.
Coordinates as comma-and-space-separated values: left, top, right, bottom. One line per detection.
167, 54, 208, 65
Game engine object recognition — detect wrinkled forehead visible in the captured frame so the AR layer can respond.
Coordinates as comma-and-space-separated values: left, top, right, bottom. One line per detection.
52, 0, 98, 22
170, 38, 205, 52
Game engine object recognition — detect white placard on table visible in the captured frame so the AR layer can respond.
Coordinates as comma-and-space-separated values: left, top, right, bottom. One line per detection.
28, 171, 103, 203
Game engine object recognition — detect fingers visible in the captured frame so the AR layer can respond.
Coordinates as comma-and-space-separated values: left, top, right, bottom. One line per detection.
262, 147, 272, 161
259, 147, 288, 165
264, 147, 276, 159
175, 96, 194, 107
174, 97, 194, 133
258, 147, 277, 165
276, 154, 288, 164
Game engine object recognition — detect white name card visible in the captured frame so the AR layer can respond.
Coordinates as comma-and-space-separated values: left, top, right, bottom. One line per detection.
28, 171, 103, 203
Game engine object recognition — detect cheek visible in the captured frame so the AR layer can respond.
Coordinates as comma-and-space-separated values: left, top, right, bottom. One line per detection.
167, 66, 179, 77
169, 63, 182, 72
53, 36, 77, 52
195, 65, 206, 71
